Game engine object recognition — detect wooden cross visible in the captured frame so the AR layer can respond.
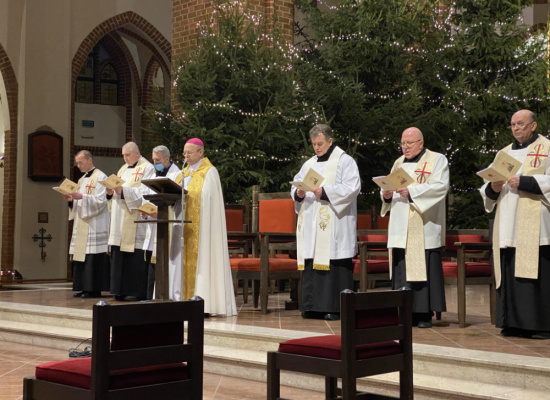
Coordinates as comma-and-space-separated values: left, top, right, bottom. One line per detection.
132, 167, 144, 182
527, 144, 548, 168
414, 162, 432, 184
32, 228, 53, 262
85, 179, 95, 194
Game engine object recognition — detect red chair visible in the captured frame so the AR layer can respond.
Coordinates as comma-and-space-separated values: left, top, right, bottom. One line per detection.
354, 230, 390, 291
23, 298, 204, 400
231, 185, 300, 314
267, 289, 413, 399
439, 229, 495, 328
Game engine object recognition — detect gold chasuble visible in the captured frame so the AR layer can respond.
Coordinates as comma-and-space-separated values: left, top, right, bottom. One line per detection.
182, 158, 213, 300
73, 169, 102, 262
117, 158, 149, 252
391, 150, 439, 282
493, 135, 550, 288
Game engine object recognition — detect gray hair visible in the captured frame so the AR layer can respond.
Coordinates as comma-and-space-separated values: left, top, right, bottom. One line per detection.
309, 124, 334, 141
75, 150, 92, 159
152, 145, 170, 158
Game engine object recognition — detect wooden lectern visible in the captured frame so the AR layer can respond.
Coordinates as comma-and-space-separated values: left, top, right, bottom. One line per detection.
140, 178, 188, 300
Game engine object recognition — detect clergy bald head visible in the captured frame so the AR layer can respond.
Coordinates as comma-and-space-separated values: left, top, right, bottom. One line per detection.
122, 142, 141, 166
510, 110, 537, 145
400, 127, 424, 160
309, 124, 333, 158
183, 138, 204, 166
75, 150, 94, 173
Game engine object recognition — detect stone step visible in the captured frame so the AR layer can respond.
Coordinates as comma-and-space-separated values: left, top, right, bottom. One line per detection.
1, 302, 549, 400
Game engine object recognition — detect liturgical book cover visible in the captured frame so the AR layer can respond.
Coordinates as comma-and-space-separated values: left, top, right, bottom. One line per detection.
98, 174, 125, 189
52, 178, 79, 195
290, 168, 325, 191
138, 202, 158, 215
372, 167, 415, 191
477, 151, 521, 182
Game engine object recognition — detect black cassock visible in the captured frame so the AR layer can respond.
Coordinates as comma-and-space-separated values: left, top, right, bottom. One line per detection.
498, 246, 550, 332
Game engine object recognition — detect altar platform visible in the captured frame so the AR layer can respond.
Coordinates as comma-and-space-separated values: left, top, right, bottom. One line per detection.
1, 282, 549, 399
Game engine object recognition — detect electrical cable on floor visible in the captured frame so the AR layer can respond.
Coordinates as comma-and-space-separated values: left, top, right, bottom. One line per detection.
68, 337, 92, 358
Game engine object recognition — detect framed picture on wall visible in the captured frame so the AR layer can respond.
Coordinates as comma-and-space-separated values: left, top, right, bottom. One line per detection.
28, 130, 63, 182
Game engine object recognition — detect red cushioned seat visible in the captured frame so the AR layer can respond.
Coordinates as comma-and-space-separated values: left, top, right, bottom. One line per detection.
358, 234, 388, 253
237, 257, 297, 271
278, 335, 401, 360
35, 358, 187, 390
445, 234, 485, 252
442, 261, 493, 278
353, 259, 389, 274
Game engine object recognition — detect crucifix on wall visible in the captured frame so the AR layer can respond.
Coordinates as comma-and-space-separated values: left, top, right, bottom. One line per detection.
32, 227, 53, 262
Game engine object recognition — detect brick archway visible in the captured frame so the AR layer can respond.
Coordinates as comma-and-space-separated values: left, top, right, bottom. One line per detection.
70, 11, 171, 161
0, 43, 18, 272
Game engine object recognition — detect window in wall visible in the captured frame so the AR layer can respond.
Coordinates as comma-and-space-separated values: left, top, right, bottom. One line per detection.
101, 64, 118, 105
76, 54, 94, 103
152, 66, 165, 103
76, 43, 121, 106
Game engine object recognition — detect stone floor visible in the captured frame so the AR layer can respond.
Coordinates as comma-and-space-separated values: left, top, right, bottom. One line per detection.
1, 281, 549, 399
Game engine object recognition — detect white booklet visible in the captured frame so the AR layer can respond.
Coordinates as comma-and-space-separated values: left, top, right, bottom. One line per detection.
52, 178, 79, 195
290, 168, 325, 191
372, 167, 415, 191
477, 151, 521, 182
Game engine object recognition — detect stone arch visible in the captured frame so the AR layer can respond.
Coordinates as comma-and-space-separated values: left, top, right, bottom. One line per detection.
70, 11, 171, 164
0, 42, 18, 272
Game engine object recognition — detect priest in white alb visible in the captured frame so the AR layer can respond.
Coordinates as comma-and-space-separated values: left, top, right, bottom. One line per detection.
64, 150, 110, 298
172, 137, 237, 316
142, 145, 181, 300
480, 110, 550, 340
107, 141, 156, 301
292, 124, 361, 321
381, 127, 449, 328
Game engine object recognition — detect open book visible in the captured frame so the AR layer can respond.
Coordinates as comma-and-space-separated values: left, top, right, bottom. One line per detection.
138, 202, 158, 215
52, 178, 79, 196
372, 167, 415, 191
98, 174, 125, 189
477, 151, 521, 182
290, 168, 325, 191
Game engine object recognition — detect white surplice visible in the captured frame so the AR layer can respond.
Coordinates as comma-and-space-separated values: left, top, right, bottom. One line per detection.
68, 169, 109, 255
172, 159, 237, 316
108, 158, 156, 250
291, 152, 361, 260
480, 142, 550, 247
382, 152, 449, 250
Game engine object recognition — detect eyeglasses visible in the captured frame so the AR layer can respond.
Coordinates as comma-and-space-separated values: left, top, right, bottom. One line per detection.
508, 121, 533, 130
399, 139, 422, 148
183, 151, 197, 156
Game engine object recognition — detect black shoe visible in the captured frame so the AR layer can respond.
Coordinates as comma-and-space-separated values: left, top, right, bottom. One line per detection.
417, 320, 433, 328
531, 331, 550, 340
114, 295, 125, 301
204, 313, 211, 319
324, 313, 340, 321
500, 327, 526, 337
81, 292, 101, 299
73, 291, 84, 298
301, 311, 324, 319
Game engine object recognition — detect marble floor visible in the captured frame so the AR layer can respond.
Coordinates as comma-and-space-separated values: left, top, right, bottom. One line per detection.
1, 281, 549, 399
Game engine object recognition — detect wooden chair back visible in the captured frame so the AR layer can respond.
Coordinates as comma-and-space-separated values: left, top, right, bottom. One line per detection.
267, 289, 414, 399
24, 298, 204, 400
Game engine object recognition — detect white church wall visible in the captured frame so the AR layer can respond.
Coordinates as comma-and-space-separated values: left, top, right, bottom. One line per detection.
0, 0, 172, 280
74, 103, 126, 148
69, 0, 172, 62
0, 71, 6, 268
15, 0, 73, 280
